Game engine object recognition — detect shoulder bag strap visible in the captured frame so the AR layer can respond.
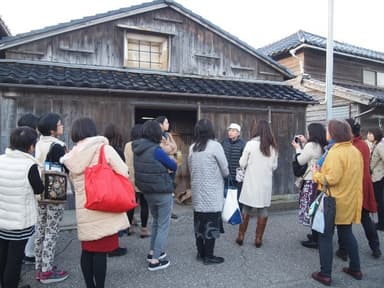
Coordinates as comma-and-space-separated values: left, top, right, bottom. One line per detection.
99, 145, 107, 165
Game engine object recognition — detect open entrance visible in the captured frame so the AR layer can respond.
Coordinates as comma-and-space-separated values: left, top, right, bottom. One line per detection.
135, 108, 197, 195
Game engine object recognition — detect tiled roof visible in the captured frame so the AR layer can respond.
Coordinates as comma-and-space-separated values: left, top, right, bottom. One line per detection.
258, 30, 384, 62
0, 0, 292, 78
0, 61, 314, 103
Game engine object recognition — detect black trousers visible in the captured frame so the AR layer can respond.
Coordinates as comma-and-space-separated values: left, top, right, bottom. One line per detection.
127, 193, 149, 228
80, 250, 107, 288
373, 179, 384, 229
0, 238, 28, 288
338, 208, 380, 252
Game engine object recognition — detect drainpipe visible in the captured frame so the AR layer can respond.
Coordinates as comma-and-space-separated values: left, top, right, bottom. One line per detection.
289, 47, 304, 77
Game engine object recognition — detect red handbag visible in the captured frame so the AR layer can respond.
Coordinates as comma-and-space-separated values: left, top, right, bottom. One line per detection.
85, 145, 137, 213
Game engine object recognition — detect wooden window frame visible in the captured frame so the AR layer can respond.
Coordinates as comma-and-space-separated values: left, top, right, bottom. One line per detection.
124, 32, 169, 71
363, 69, 376, 86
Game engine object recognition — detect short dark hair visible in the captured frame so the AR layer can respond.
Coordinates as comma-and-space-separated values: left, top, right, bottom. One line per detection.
142, 120, 162, 143
103, 123, 123, 147
17, 113, 39, 129
71, 118, 97, 143
10, 127, 38, 152
38, 113, 61, 136
328, 120, 352, 142
130, 124, 143, 141
368, 127, 383, 142
155, 116, 167, 125
345, 118, 361, 138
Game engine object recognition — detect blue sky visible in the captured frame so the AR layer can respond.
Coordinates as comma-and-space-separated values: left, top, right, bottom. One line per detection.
1, 0, 383, 52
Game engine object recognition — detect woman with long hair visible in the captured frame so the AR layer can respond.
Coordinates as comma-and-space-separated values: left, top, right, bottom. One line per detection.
236, 120, 278, 247
291, 123, 327, 249
188, 119, 229, 264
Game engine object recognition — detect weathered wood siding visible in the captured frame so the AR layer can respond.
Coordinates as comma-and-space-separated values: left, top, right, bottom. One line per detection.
5, 8, 284, 81
201, 102, 306, 196
0, 88, 306, 197
277, 51, 304, 76
303, 48, 384, 85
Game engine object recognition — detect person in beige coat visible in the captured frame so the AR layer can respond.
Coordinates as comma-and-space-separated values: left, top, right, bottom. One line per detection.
62, 118, 129, 288
236, 120, 278, 248
369, 127, 384, 231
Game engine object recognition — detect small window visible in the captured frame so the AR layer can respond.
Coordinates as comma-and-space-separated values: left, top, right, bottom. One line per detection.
363, 70, 376, 86
125, 33, 168, 71
377, 72, 384, 88
332, 105, 349, 120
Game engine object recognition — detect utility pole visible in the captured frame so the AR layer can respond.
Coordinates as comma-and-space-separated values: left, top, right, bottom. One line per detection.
325, 0, 334, 120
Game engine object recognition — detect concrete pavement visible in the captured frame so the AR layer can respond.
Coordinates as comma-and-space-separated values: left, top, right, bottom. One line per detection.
20, 202, 384, 288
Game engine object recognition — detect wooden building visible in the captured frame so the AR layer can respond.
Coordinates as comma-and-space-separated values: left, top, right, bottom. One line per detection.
0, 0, 314, 201
259, 30, 384, 135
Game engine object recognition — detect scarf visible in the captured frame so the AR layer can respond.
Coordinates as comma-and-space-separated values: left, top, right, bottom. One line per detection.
317, 139, 335, 167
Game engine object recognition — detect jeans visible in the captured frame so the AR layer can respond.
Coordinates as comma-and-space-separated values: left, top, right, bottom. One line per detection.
373, 179, 384, 228
144, 193, 173, 259
319, 224, 360, 278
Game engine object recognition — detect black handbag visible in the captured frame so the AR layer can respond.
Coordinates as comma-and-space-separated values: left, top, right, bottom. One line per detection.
323, 187, 336, 234
292, 153, 308, 177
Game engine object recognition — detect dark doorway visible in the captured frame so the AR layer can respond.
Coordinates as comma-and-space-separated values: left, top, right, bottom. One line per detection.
135, 108, 197, 194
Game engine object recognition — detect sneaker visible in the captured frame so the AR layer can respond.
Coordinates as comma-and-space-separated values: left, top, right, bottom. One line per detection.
148, 259, 170, 271
147, 252, 166, 262
39, 270, 69, 284
108, 247, 127, 257
23, 256, 35, 265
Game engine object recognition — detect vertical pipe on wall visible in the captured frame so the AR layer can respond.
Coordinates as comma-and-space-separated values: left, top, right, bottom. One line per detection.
325, 0, 334, 120
197, 102, 201, 120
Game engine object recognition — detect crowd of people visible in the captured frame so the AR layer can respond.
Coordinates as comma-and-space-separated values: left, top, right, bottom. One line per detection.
0, 113, 383, 287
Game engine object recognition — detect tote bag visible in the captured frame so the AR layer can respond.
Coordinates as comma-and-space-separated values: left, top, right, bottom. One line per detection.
311, 182, 336, 234
85, 145, 137, 213
222, 186, 242, 225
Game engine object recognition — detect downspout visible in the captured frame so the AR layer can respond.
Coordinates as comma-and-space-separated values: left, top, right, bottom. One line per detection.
289, 47, 304, 77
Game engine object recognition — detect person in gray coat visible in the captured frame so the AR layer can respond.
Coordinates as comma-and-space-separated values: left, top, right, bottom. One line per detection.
188, 119, 229, 265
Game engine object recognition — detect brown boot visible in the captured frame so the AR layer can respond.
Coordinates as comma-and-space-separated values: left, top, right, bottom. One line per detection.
255, 217, 268, 248
235, 214, 249, 246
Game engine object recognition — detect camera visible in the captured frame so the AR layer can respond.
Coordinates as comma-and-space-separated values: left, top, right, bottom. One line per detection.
294, 136, 300, 143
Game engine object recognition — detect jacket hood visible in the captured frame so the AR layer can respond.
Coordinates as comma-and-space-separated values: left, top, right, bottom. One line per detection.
132, 138, 157, 156
62, 136, 108, 174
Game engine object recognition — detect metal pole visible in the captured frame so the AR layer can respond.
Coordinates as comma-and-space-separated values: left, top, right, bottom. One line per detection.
326, 0, 334, 120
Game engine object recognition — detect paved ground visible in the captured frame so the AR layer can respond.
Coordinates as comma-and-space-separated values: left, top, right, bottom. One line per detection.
20, 203, 384, 288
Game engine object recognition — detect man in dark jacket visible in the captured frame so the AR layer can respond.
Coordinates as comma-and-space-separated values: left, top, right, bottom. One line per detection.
221, 123, 245, 201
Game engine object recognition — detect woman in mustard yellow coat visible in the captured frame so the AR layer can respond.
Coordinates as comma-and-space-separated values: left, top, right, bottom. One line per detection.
311, 120, 363, 286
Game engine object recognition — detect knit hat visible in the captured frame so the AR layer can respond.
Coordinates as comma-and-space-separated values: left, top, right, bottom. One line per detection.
228, 123, 241, 132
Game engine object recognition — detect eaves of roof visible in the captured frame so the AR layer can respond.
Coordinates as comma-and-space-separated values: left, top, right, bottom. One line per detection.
0, 0, 293, 79
300, 78, 384, 107
258, 30, 384, 64
0, 60, 314, 104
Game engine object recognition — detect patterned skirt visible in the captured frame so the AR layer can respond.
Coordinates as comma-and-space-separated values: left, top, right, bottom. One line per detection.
298, 180, 318, 226
193, 211, 224, 240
